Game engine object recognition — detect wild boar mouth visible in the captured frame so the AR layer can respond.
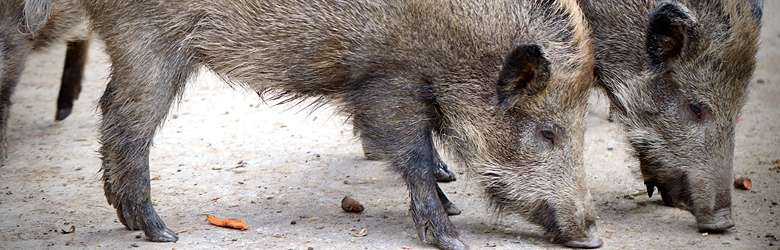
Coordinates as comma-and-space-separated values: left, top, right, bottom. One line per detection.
644, 176, 692, 210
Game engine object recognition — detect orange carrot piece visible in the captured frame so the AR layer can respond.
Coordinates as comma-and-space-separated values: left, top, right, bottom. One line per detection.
734, 176, 752, 190
207, 214, 249, 230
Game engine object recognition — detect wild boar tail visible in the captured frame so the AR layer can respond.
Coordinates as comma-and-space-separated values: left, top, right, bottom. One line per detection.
22, 0, 53, 33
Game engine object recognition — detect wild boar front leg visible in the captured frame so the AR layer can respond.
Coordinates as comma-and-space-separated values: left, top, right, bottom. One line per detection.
97, 39, 196, 242
357, 129, 461, 215
397, 131, 465, 249
351, 78, 466, 249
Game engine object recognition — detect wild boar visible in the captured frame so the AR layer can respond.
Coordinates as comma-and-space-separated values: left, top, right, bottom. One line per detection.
581, 0, 763, 232
28, 0, 600, 248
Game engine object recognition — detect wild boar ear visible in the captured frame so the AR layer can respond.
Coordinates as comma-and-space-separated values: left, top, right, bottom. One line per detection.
496, 44, 551, 110
646, 2, 699, 68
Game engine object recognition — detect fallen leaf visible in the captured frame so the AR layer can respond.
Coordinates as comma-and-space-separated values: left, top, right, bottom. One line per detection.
350, 227, 368, 237
207, 214, 249, 230
775, 159, 780, 169
60, 225, 75, 234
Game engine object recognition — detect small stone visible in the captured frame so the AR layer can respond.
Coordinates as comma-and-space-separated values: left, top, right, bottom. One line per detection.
131, 243, 140, 248
341, 196, 365, 213
290, 220, 297, 225
702, 232, 709, 236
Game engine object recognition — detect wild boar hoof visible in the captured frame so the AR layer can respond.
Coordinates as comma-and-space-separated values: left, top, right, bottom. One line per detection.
414, 221, 466, 249
563, 237, 603, 249
145, 227, 179, 242
438, 237, 468, 250
115, 202, 179, 242
434, 164, 456, 183
443, 202, 462, 216
55, 107, 73, 121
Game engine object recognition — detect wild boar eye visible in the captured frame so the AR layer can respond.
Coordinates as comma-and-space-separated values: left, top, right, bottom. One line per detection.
541, 129, 555, 144
689, 102, 705, 120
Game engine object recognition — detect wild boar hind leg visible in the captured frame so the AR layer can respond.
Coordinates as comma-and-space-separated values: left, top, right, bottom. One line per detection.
55, 39, 90, 121
359, 130, 457, 183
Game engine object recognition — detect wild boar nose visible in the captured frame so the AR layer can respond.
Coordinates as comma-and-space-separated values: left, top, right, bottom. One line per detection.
697, 208, 734, 233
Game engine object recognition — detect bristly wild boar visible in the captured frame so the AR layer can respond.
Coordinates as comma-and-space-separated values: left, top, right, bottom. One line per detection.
581, 0, 762, 232
28, 0, 599, 248
0, 0, 88, 162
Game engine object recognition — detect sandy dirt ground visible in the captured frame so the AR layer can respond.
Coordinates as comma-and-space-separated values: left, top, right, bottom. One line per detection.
1, 3, 779, 250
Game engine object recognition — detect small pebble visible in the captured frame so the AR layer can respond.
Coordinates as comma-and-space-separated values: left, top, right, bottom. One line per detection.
341, 196, 365, 213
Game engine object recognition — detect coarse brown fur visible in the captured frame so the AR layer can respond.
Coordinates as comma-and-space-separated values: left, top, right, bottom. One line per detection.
0, 0, 89, 163
580, 0, 762, 232
31, 0, 599, 248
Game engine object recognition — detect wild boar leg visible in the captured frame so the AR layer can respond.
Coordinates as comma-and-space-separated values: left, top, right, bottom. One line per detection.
437, 186, 461, 216
431, 148, 456, 182
55, 39, 90, 121
357, 128, 460, 215
0, 41, 31, 163
351, 78, 466, 249
400, 131, 465, 249
97, 39, 197, 242
359, 128, 456, 182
